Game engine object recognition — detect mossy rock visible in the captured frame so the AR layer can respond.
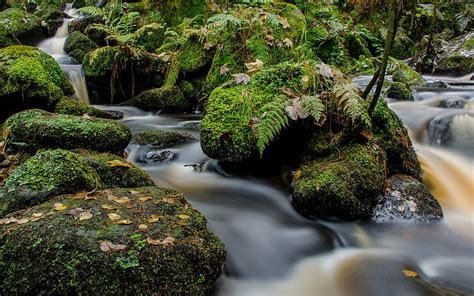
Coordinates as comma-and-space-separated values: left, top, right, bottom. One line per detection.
372, 100, 422, 179
68, 14, 102, 35
64, 31, 98, 63
391, 61, 423, 88
0, 149, 101, 215
0, 149, 154, 215
386, 82, 414, 101
54, 97, 115, 119
33, 5, 65, 34
436, 34, 474, 75
132, 23, 166, 52
131, 86, 190, 113
0, 46, 74, 121
291, 143, 387, 220
131, 130, 196, 146
0, 8, 47, 46
0, 186, 226, 295
3, 109, 131, 154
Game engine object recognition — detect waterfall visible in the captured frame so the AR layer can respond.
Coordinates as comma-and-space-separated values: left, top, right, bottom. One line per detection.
37, 3, 90, 104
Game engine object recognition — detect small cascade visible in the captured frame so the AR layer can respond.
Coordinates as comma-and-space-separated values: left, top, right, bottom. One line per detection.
37, 3, 90, 104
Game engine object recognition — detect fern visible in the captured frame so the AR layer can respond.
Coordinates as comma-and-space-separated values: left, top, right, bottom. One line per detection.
78, 6, 103, 17
207, 13, 244, 30
114, 12, 140, 35
301, 95, 325, 123
265, 13, 282, 28
332, 84, 372, 128
255, 96, 289, 156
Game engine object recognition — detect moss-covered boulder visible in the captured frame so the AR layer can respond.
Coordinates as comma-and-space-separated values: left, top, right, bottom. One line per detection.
291, 143, 387, 220
0, 8, 47, 47
0, 149, 154, 215
130, 86, 190, 113
54, 97, 115, 119
436, 34, 474, 75
132, 23, 165, 52
64, 31, 98, 63
131, 130, 196, 146
0, 46, 74, 121
83, 46, 164, 104
33, 5, 65, 35
3, 109, 131, 154
391, 61, 424, 88
386, 82, 414, 101
0, 186, 226, 295
372, 175, 443, 223
0, 149, 101, 215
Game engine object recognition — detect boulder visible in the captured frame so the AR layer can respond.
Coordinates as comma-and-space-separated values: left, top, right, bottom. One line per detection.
140, 150, 177, 165
291, 143, 387, 220
131, 130, 196, 147
130, 86, 190, 113
436, 34, 474, 75
64, 31, 98, 62
0, 46, 74, 121
0, 149, 153, 215
0, 187, 226, 295
3, 109, 131, 154
0, 9, 47, 47
54, 97, 116, 119
372, 175, 443, 223
386, 82, 414, 101
132, 23, 165, 52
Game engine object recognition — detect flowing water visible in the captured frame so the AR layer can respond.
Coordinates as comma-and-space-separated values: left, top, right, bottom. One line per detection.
94, 72, 474, 295
37, 3, 90, 104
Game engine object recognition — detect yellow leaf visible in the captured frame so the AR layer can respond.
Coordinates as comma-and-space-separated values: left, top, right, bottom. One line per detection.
79, 211, 93, 221
139, 196, 152, 202
147, 214, 161, 223
108, 213, 121, 221
54, 203, 67, 211
178, 214, 190, 220
99, 240, 127, 252
138, 224, 148, 230
116, 219, 133, 225
146, 236, 161, 245
101, 204, 117, 210
402, 269, 418, 278
107, 160, 133, 168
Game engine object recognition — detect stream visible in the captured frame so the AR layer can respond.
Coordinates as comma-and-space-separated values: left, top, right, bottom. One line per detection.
94, 73, 474, 296
38, 5, 473, 294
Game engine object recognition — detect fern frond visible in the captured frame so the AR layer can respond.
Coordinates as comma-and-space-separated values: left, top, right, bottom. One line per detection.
115, 12, 140, 35
265, 13, 282, 28
255, 96, 289, 156
78, 6, 103, 17
207, 13, 243, 29
301, 95, 325, 122
332, 84, 371, 128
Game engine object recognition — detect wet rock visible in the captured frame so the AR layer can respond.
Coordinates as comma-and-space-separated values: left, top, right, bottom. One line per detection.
423, 81, 449, 88
436, 33, 474, 75
0, 149, 153, 215
54, 97, 115, 119
64, 31, 98, 62
292, 143, 387, 221
130, 86, 190, 113
68, 14, 102, 35
387, 82, 414, 101
372, 175, 443, 223
181, 121, 201, 130
131, 130, 196, 147
0, 187, 226, 295
55, 55, 79, 65
0, 9, 47, 47
141, 150, 177, 165
0, 46, 74, 121
3, 109, 131, 154
438, 98, 466, 109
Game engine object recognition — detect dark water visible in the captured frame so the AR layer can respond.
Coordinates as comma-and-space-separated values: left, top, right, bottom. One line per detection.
95, 73, 474, 295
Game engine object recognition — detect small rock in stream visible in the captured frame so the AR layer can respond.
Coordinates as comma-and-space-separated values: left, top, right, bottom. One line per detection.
141, 150, 176, 165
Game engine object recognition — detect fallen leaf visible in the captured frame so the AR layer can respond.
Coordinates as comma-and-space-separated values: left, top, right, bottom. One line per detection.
162, 237, 176, 245
138, 224, 148, 230
108, 213, 121, 221
54, 203, 67, 211
115, 197, 131, 204
79, 211, 93, 221
16, 218, 30, 224
30, 217, 40, 222
68, 207, 86, 218
101, 204, 118, 210
99, 240, 127, 252
279, 16, 290, 28
139, 196, 152, 202
162, 197, 175, 204
147, 236, 161, 245
147, 214, 161, 223
245, 59, 264, 73
0, 217, 17, 224
82, 114, 91, 119
220, 63, 230, 76
31, 212, 45, 218
130, 190, 140, 195
178, 214, 191, 220
107, 160, 133, 168
402, 269, 418, 278
282, 38, 293, 48
72, 192, 88, 200
116, 219, 133, 225
233, 73, 250, 85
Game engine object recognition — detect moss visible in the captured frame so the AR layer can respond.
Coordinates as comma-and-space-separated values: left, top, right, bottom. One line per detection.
1, 149, 101, 215
0, 8, 46, 45
177, 37, 213, 74
291, 143, 387, 220
391, 60, 423, 88
33, 5, 64, 34
386, 82, 414, 101
76, 150, 155, 188
0, 187, 226, 295
131, 86, 190, 113
64, 31, 98, 62
54, 97, 114, 119
132, 23, 166, 52
3, 109, 131, 154
178, 80, 197, 99
372, 99, 421, 179
131, 130, 196, 146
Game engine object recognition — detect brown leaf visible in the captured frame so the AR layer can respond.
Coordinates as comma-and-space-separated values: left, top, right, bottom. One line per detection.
147, 214, 161, 223
360, 130, 373, 141
114, 197, 131, 204
99, 240, 127, 252
138, 224, 148, 230
220, 63, 230, 76
68, 207, 86, 218
233, 73, 250, 85
282, 38, 293, 48
162, 197, 175, 204
116, 219, 133, 225
101, 204, 118, 210
108, 213, 121, 221
82, 114, 92, 119
16, 218, 30, 224
245, 59, 264, 74
79, 211, 93, 221
130, 190, 140, 195
107, 160, 133, 168
31, 212, 45, 218
139, 196, 152, 202
146, 236, 161, 245
162, 237, 176, 245
279, 16, 290, 29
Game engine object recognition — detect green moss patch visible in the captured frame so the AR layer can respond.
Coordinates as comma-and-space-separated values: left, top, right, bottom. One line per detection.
131, 130, 196, 147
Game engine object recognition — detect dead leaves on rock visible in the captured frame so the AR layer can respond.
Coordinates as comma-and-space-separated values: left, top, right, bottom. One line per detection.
99, 240, 127, 252
53, 203, 67, 211
107, 194, 130, 204
146, 236, 176, 246
108, 213, 121, 221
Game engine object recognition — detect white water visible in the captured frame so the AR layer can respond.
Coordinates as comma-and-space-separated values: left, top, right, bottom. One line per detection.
95, 73, 474, 295
37, 3, 90, 104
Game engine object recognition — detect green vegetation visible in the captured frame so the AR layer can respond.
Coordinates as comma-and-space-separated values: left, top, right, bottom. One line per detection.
131, 130, 196, 146
64, 31, 98, 62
